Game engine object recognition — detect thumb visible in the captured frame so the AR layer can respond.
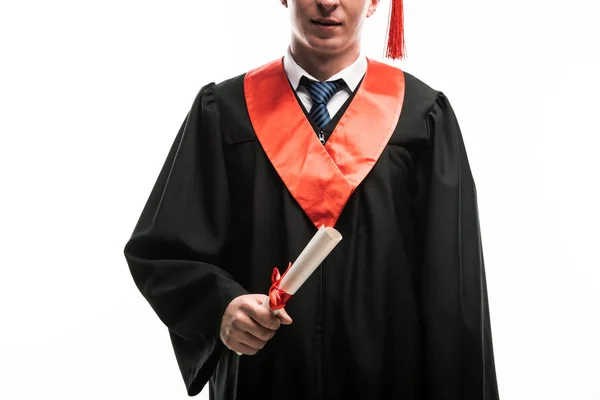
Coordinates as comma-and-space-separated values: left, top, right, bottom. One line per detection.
276, 307, 293, 325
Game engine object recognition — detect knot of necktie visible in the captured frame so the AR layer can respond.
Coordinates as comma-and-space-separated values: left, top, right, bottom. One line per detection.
299, 76, 346, 105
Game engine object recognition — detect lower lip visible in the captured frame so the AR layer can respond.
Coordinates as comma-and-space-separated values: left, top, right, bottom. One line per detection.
312, 21, 341, 31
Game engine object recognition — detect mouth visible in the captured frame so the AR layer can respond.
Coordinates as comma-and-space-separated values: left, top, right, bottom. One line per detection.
311, 18, 342, 29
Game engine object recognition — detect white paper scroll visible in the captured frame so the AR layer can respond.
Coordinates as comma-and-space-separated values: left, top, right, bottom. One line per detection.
236, 226, 342, 355
263, 225, 343, 314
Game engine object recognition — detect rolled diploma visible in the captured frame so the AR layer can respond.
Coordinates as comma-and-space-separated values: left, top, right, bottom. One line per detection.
263, 225, 343, 315
236, 226, 342, 355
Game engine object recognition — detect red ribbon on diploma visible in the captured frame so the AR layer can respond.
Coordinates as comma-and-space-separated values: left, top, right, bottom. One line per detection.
269, 262, 293, 310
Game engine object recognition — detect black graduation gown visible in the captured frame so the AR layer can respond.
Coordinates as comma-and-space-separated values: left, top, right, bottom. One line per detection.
123, 63, 500, 400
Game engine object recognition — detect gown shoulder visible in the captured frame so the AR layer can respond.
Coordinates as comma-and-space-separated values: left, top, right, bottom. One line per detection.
402, 70, 444, 120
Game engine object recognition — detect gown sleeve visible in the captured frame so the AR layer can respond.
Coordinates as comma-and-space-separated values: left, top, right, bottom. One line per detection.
413, 92, 500, 399
123, 84, 248, 396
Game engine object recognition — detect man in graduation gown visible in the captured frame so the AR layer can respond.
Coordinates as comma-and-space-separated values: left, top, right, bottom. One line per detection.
123, 0, 500, 399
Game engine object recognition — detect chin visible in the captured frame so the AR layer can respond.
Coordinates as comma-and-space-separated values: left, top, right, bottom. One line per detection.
305, 36, 347, 56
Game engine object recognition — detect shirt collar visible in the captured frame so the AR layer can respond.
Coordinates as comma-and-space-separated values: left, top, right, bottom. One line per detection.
283, 47, 367, 92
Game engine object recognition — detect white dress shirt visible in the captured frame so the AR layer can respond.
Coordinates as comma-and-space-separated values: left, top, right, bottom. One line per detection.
283, 48, 367, 120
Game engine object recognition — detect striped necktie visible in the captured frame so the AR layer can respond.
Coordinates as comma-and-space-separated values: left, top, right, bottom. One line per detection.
299, 76, 346, 143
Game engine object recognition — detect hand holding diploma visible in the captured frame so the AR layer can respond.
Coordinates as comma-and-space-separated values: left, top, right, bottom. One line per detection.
219, 293, 292, 356
219, 226, 342, 356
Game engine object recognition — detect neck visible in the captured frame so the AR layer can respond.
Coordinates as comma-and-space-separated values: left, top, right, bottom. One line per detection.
290, 41, 360, 82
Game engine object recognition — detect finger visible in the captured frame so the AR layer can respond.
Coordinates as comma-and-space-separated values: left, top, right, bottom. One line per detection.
247, 304, 281, 330
276, 308, 293, 325
253, 294, 286, 328
254, 294, 270, 306
235, 331, 268, 351
230, 312, 277, 341
245, 318, 278, 341
229, 341, 258, 356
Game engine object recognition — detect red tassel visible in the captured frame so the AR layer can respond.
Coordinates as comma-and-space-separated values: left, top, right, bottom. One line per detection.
385, 0, 405, 60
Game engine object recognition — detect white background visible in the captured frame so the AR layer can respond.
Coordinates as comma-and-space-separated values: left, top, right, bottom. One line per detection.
1, 0, 599, 399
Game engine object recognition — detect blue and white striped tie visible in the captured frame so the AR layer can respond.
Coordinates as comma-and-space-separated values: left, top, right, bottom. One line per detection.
300, 77, 346, 142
